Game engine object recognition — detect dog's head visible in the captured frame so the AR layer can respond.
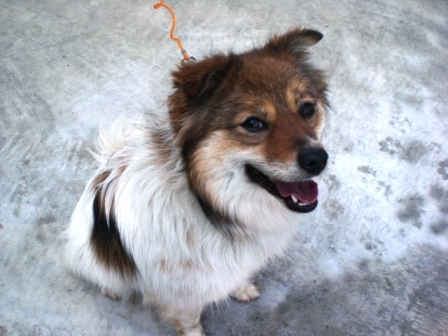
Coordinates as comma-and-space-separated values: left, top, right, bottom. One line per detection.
168, 28, 329, 232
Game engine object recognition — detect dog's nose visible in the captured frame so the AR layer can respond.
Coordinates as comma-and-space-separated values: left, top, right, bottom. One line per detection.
298, 147, 328, 176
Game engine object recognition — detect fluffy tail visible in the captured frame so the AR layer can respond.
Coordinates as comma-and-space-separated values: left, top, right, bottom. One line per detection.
88, 117, 144, 164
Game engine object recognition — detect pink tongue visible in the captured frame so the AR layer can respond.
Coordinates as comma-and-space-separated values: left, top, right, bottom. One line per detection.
274, 180, 318, 204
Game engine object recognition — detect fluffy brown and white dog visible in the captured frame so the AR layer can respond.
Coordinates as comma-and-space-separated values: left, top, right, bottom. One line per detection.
65, 28, 329, 335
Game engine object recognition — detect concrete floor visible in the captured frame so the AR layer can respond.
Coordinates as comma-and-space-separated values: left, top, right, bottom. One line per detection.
1, 0, 448, 335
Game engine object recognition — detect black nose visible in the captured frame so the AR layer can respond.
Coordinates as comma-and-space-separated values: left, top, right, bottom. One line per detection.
298, 147, 328, 175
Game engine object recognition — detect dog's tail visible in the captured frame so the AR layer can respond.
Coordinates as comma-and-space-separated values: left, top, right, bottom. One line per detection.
88, 116, 144, 164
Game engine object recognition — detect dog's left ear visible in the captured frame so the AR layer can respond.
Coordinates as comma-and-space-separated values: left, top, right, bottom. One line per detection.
263, 28, 323, 55
172, 54, 235, 102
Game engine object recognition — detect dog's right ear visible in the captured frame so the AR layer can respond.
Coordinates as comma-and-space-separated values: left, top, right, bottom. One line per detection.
171, 54, 235, 102
263, 27, 323, 56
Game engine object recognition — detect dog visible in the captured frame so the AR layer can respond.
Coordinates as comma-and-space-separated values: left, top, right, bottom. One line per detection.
65, 27, 329, 336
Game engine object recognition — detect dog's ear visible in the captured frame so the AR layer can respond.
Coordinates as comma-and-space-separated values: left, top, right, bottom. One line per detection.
172, 54, 235, 102
263, 28, 323, 55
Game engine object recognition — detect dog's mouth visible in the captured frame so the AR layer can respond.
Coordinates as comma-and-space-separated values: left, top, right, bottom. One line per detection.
245, 164, 318, 213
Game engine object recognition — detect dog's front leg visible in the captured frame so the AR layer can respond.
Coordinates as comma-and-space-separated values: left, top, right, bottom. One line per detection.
172, 306, 204, 336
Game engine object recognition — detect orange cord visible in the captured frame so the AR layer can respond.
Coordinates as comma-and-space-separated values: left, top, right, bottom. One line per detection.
153, 0, 190, 61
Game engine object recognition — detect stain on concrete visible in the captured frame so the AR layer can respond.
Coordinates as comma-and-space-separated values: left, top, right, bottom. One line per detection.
36, 215, 58, 243
430, 142, 442, 152
360, 233, 386, 257
379, 136, 400, 155
429, 184, 448, 215
343, 140, 355, 153
430, 221, 448, 235
384, 277, 394, 293
13, 208, 19, 217
36, 215, 56, 225
377, 181, 392, 197
326, 174, 341, 192
437, 159, 448, 180
0, 325, 8, 336
429, 185, 445, 200
364, 242, 373, 250
397, 193, 425, 229
324, 199, 345, 220
379, 138, 428, 164
357, 166, 377, 176
398, 140, 428, 164
0, 223, 3, 229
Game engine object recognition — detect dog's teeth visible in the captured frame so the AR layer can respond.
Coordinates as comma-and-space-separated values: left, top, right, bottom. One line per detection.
291, 195, 298, 203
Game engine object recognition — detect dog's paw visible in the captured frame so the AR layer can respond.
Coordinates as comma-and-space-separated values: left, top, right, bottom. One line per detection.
230, 282, 260, 302
176, 323, 205, 336
100, 286, 122, 300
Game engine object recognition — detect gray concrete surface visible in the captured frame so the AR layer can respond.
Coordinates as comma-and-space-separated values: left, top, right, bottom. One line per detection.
1, 0, 448, 335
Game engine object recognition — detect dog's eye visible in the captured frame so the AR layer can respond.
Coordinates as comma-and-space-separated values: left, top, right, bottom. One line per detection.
299, 102, 315, 119
241, 117, 267, 132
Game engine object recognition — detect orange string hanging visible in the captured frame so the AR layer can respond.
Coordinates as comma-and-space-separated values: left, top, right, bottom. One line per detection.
153, 0, 193, 62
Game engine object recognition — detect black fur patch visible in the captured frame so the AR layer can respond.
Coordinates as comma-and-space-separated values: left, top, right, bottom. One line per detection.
193, 190, 237, 239
91, 186, 137, 279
